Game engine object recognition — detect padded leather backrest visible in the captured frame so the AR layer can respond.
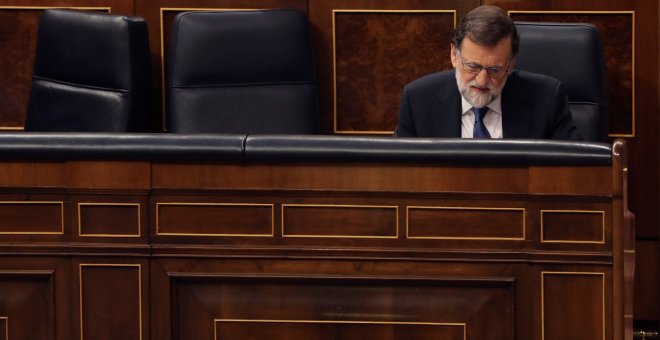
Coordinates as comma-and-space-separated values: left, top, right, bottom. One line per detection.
25, 9, 151, 132
515, 22, 607, 142
167, 9, 319, 134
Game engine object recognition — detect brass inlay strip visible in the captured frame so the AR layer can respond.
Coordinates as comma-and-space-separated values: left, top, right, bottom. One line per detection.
332, 9, 457, 135
0, 317, 7, 340
156, 202, 275, 237
0, 201, 64, 235
159, 7, 256, 131
79, 263, 142, 340
541, 271, 605, 340
77, 203, 141, 237
406, 206, 526, 240
540, 210, 606, 244
281, 204, 399, 239
214, 319, 466, 340
508, 10, 636, 138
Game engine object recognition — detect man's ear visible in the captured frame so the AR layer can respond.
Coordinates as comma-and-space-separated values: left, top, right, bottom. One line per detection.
450, 44, 458, 68
507, 57, 516, 75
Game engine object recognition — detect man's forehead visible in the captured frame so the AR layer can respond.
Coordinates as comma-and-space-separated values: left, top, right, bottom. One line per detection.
460, 36, 512, 61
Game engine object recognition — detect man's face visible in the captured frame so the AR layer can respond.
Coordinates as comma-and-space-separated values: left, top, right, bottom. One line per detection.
450, 36, 514, 108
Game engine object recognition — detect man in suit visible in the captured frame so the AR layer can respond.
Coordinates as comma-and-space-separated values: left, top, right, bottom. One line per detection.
394, 5, 581, 140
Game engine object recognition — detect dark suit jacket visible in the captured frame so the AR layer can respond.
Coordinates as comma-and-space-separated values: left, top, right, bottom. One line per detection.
394, 69, 581, 140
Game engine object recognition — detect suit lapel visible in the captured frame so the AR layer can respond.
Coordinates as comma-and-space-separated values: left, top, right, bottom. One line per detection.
433, 73, 462, 138
501, 71, 531, 138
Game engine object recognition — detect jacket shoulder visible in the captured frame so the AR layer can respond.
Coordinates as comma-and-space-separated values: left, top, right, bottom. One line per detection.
509, 69, 562, 89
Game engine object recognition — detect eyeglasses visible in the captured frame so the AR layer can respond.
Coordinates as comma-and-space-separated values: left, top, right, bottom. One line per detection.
456, 50, 512, 78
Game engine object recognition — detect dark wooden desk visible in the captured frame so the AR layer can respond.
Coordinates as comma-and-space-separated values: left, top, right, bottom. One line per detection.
0, 135, 633, 340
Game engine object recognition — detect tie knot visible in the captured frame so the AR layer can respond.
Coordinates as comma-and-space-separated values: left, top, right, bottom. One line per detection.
473, 107, 488, 122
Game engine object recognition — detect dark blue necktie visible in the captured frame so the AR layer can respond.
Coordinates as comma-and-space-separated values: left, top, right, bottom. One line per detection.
473, 107, 491, 138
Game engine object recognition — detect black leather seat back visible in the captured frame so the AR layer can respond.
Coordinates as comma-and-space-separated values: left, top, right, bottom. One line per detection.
166, 9, 319, 134
515, 22, 607, 142
25, 9, 151, 132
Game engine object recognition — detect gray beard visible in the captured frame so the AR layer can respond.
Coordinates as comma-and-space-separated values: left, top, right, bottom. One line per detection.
455, 70, 506, 108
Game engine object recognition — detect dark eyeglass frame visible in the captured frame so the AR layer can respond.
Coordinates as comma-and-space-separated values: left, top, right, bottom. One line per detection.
456, 49, 513, 78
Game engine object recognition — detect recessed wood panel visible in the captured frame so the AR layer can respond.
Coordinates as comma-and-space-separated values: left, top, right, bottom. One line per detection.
0, 201, 63, 234
214, 319, 465, 340
282, 204, 398, 238
0, 271, 53, 340
407, 206, 525, 240
333, 10, 455, 134
509, 11, 635, 137
79, 264, 142, 340
157, 203, 274, 236
0, 317, 6, 340
173, 275, 513, 340
542, 272, 605, 340
78, 203, 141, 237
541, 210, 605, 243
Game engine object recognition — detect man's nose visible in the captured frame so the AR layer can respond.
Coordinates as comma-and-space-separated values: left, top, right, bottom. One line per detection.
475, 69, 490, 87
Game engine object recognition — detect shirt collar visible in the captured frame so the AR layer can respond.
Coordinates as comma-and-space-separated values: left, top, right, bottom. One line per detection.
460, 93, 503, 116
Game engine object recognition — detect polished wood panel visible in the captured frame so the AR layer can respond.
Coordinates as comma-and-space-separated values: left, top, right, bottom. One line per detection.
0, 201, 62, 234
72, 193, 149, 243
152, 162, 620, 196
542, 272, 606, 340
542, 210, 605, 243
407, 206, 525, 240
282, 204, 398, 238
0, 271, 53, 340
0, 257, 71, 340
77, 263, 143, 340
333, 10, 454, 134
67, 161, 150, 189
528, 166, 612, 195
0, 317, 6, 340
0, 162, 64, 187
78, 203, 141, 237
0, 8, 41, 129
156, 203, 274, 236
172, 275, 512, 340
152, 163, 533, 193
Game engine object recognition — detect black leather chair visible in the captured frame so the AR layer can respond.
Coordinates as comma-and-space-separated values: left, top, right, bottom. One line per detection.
515, 22, 607, 142
166, 9, 319, 134
25, 9, 151, 132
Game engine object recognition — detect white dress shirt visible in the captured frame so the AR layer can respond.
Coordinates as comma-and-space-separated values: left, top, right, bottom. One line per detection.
460, 95, 503, 138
